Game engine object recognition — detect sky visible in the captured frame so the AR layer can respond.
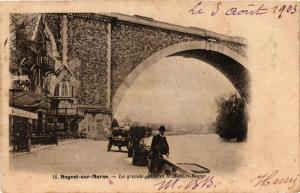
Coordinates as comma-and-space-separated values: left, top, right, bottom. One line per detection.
114, 56, 238, 127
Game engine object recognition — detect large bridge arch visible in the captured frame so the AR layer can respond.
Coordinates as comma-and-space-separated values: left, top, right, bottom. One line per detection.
112, 41, 249, 113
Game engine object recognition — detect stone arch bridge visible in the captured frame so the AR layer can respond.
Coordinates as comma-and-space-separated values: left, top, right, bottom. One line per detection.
44, 13, 248, 134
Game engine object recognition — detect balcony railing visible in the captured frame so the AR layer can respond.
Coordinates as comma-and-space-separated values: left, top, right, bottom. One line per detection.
48, 108, 85, 117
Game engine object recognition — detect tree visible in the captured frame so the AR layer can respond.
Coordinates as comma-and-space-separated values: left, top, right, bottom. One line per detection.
10, 14, 41, 56
216, 94, 247, 142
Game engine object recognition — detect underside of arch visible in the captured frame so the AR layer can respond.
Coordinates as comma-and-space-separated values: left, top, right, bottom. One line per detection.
112, 41, 249, 113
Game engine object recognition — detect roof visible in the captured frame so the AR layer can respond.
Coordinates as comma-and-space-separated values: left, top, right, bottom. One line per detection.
55, 64, 74, 77
9, 90, 51, 110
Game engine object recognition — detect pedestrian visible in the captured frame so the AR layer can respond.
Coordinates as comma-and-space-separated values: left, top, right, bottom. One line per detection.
12, 132, 20, 152
148, 125, 169, 177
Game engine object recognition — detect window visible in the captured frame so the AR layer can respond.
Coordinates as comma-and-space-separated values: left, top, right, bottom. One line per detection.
61, 82, 69, 97
54, 85, 59, 96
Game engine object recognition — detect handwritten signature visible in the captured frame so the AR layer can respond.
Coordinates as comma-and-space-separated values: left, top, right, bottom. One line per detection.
250, 170, 299, 189
153, 175, 215, 191
189, 1, 297, 18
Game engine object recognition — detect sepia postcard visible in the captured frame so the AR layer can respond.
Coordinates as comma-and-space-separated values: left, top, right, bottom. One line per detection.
0, 1, 299, 193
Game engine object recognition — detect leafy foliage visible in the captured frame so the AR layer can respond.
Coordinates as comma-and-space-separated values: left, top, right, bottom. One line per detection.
216, 94, 247, 142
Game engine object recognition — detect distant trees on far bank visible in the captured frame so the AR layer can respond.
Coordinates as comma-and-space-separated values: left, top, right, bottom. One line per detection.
215, 94, 247, 142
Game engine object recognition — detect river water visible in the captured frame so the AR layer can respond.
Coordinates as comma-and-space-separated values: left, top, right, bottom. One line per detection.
145, 134, 247, 175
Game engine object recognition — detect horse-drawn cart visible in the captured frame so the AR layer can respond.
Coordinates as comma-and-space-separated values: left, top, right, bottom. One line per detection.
107, 128, 129, 152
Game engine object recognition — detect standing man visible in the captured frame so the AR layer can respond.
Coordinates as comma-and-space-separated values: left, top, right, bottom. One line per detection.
148, 126, 169, 177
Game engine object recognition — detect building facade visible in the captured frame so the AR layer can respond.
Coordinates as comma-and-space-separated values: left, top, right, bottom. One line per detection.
47, 65, 85, 138
9, 14, 85, 150
9, 14, 57, 150
9, 14, 112, 149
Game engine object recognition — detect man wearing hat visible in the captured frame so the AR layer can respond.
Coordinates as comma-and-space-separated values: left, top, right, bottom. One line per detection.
148, 125, 169, 176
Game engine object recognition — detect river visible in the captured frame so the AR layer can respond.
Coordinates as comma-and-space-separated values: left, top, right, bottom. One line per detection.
145, 134, 247, 175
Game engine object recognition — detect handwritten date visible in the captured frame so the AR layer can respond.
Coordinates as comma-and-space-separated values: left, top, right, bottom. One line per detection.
189, 2, 297, 18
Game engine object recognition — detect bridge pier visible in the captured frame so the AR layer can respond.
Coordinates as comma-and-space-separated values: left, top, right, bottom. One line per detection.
78, 106, 112, 140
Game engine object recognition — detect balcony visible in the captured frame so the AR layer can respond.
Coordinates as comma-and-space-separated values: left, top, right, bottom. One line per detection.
48, 108, 85, 117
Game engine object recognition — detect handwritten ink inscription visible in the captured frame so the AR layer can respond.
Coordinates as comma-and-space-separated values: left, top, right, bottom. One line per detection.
189, 2, 298, 18
153, 175, 215, 191
250, 170, 299, 189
